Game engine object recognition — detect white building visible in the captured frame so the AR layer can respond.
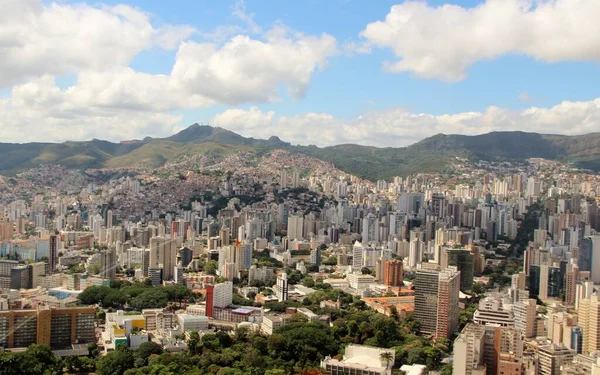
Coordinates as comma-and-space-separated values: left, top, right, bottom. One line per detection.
321, 344, 395, 375
347, 273, 375, 290
274, 273, 289, 302
176, 314, 209, 332
213, 281, 233, 308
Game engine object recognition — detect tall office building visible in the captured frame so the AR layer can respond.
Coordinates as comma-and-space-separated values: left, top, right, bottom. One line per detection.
149, 236, 177, 281
414, 266, 460, 338
580, 237, 600, 284
441, 247, 474, 292
384, 260, 404, 287
578, 294, 600, 355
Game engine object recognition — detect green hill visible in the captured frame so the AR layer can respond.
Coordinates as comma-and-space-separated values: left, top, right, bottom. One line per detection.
1, 125, 600, 180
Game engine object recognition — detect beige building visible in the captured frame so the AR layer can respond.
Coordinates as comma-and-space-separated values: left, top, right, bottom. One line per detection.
579, 294, 600, 355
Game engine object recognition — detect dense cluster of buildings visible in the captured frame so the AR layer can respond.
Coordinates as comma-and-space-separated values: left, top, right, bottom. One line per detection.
2, 155, 600, 374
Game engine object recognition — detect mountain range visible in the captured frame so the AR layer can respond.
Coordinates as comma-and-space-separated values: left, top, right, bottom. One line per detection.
1, 124, 599, 180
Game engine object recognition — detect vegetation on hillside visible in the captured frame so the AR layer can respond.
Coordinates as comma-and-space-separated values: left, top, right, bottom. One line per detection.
3, 126, 600, 180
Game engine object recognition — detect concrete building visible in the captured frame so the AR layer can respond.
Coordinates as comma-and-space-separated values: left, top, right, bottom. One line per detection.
274, 273, 289, 302
537, 344, 575, 375
321, 344, 395, 375
414, 266, 460, 338
142, 309, 175, 330
176, 314, 209, 332
384, 259, 404, 287
105, 310, 147, 350
261, 314, 291, 335
149, 236, 177, 281
579, 294, 600, 355
514, 298, 537, 338
473, 296, 515, 328
453, 323, 524, 375
441, 247, 474, 291
0, 306, 94, 349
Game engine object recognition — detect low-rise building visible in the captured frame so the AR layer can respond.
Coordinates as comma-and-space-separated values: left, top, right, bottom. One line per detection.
321, 344, 395, 375
176, 314, 209, 332
261, 313, 292, 335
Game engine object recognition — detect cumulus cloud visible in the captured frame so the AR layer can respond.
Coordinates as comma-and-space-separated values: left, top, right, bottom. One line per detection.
0, 0, 338, 139
210, 100, 600, 147
171, 30, 338, 104
0, 75, 182, 142
360, 0, 600, 81
0, 0, 194, 87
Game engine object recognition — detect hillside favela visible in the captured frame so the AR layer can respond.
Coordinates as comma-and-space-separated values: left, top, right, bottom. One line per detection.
1, 1, 600, 375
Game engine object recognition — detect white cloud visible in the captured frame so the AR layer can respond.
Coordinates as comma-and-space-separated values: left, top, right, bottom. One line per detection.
519, 92, 532, 102
211, 99, 600, 147
0, 0, 193, 87
170, 30, 338, 104
231, 0, 262, 34
0, 75, 182, 142
360, 0, 600, 81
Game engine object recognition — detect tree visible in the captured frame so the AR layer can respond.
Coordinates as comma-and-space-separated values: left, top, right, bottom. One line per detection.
97, 345, 135, 375
471, 282, 487, 297
380, 351, 394, 370
188, 331, 201, 354
78, 285, 111, 305
205, 260, 218, 275
136, 342, 163, 365
361, 267, 372, 275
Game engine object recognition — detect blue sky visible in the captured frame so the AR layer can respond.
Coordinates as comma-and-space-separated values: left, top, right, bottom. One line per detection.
2, 0, 599, 146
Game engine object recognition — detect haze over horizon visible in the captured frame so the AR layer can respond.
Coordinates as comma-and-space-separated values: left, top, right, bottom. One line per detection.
1, 0, 600, 147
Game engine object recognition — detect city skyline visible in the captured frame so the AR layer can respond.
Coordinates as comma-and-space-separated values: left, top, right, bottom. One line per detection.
1, 0, 600, 146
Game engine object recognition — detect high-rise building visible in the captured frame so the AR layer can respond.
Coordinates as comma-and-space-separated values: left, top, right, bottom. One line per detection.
0, 220, 12, 241
149, 236, 177, 281
579, 294, 600, 355
10, 265, 31, 289
514, 298, 537, 338
565, 261, 579, 305
287, 215, 304, 241
414, 266, 460, 338
580, 237, 600, 284
274, 273, 289, 302
99, 247, 117, 279
453, 323, 524, 375
310, 246, 321, 266
362, 214, 379, 244
205, 281, 233, 318
179, 247, 193, 267
235, 244, 252, 270
537, 344, 575, 375
441, 247, 474, 291
384, 260, 403, 287
49, 234, 58, 272
0, 307, 94, 349
147, 267, 163, 286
